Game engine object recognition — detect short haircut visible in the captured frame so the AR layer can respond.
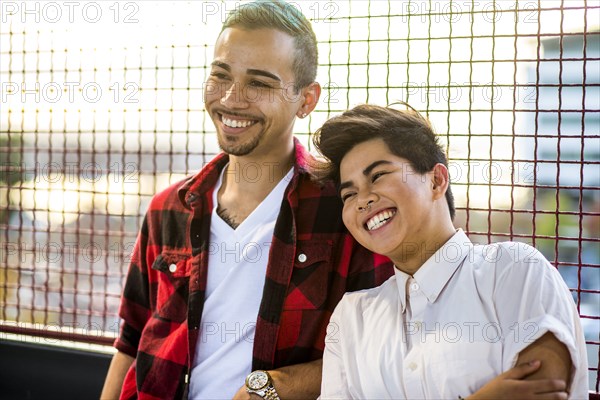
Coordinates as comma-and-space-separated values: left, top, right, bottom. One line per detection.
221, 0, 318, 92
313, 104, 456, 220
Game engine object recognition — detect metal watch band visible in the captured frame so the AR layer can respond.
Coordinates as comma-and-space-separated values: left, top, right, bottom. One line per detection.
263, 385, 280, 400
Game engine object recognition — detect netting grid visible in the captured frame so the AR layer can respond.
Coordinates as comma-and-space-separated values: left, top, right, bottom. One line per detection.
0, 0, 598, 392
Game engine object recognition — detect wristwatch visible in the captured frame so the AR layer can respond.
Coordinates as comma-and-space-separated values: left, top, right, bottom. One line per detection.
245, 370, 281, 400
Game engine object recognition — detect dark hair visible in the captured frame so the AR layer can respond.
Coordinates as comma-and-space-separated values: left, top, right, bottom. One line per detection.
313, 103, 455, 220
221, 0, 318, 92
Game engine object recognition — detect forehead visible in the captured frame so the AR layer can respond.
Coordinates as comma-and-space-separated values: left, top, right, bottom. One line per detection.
214, 27, 296, 75
340, 138, 418, 176
341, 138, 392, 166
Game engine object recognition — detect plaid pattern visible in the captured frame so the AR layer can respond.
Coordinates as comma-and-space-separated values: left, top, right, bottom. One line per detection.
115, 139, 394, 399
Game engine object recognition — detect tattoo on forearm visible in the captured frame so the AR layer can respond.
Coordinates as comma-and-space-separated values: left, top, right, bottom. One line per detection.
217, 206, 240, 229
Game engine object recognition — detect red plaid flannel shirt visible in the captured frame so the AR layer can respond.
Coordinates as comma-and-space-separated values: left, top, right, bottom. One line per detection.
115, 139, 393, 399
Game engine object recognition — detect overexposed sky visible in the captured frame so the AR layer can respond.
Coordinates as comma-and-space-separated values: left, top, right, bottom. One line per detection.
1, 0, 598, 220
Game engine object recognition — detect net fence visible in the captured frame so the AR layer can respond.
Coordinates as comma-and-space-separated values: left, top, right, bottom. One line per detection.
0, 0, 598, 392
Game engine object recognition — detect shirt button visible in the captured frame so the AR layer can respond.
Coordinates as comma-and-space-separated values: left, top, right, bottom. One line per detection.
410, 282, 419, 291
408, 362, 418, 371
169, 263, 177, 272
297, 253, 307, 263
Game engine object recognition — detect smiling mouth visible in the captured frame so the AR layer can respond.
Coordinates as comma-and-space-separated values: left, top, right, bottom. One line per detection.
365, 209, 396, 231
220, 113, 258, 129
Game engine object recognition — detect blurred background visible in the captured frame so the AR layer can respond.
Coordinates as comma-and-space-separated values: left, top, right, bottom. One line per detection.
1, 0, 598, 393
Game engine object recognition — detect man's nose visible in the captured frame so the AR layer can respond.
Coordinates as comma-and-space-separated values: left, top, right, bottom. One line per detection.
220, 82, 249, 108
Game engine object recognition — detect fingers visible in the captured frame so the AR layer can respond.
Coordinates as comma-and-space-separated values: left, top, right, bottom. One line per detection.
512, 378, 568, 399
472, 362, 567, 400
532, 379, 568, 394
532, 391, 568, 400
501, 360, 542, 379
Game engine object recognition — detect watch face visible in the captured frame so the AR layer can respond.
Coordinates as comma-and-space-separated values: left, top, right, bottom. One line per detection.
247, 371, 269, 390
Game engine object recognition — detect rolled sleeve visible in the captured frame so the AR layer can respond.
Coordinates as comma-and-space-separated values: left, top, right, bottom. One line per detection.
114, 321, 141, 358
493, 242, 588, 399
503, 313, 580, 373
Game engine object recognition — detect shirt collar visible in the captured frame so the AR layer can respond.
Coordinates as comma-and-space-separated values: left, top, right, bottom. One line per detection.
414, 228, 472, 303
395, 229, 472, 310
394, 268, 411, 314
177, 137, 312, 209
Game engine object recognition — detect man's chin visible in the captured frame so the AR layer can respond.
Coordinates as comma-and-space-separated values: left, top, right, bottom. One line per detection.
218, 137, 259, 157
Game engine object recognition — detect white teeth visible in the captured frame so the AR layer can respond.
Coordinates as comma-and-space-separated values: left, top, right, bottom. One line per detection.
222, 116, 255, 128
366, 210, 396, 231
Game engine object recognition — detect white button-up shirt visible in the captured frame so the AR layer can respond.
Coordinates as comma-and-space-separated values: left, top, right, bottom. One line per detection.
321, 229, 588, 399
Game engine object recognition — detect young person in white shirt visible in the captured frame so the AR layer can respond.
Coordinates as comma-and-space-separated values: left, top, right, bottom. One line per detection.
313, 104, 589, 399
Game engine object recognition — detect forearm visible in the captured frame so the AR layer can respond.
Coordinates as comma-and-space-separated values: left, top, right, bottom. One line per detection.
269, 358, 322, 400
467, 332, 573, 400
100, 351, 134, 400
515, 332, 572, 384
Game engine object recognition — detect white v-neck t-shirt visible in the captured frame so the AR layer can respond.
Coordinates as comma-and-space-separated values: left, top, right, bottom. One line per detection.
188, 165, 294, 399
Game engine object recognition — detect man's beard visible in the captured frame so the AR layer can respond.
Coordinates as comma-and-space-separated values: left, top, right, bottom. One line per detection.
217, 130, 264, 156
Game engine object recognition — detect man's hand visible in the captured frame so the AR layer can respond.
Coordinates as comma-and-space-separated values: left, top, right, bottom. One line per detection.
232, 359, 322, 400
232, 386, 256, 400
469, 360, 568, 400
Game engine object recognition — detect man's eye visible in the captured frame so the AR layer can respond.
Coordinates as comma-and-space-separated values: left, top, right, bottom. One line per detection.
249, 80, 271, 88
210, 72, 229, 80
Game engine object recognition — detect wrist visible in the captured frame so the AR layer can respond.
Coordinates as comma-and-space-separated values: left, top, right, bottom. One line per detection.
245, 370, 281, 400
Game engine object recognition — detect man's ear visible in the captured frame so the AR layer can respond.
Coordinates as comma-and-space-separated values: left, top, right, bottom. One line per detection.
296, 82, 321, 118
431, 163, 450, 200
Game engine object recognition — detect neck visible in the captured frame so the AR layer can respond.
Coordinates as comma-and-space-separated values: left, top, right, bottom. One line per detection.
392, 223, 456, 276
223, 141, 295, 197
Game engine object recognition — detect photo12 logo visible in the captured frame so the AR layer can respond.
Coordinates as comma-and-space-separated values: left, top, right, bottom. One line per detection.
1, 240, 135, 264
1, 82, 139, 104
200, 1, 340, 24
1, 1, 140, 24
400, 2, 539, 23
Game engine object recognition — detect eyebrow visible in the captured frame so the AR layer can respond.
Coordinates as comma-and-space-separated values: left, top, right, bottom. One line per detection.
247, 69, 281, 82
211, 61, 281, 82
339, 160, 393, 194
211, 61, 230, 71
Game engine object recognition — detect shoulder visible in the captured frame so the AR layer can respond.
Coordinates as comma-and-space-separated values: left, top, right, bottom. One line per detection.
470, 241, 552, 274
147, 152, 227, 214
147, 176, 192, 212
294, 172, 347, 235
296, 171, 340, 201
335, 275, 397, 317
467, 241, 567, 296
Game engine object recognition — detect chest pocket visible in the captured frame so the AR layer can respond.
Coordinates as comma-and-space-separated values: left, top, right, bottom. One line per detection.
151, 251, 192, 322
284, 241, 333, 310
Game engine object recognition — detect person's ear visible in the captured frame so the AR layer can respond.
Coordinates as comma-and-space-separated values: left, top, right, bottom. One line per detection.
296, 82, 321, 118
431, 163, 450, 200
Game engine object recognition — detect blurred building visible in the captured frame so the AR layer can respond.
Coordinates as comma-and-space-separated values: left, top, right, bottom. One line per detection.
527, 31, 600, 344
